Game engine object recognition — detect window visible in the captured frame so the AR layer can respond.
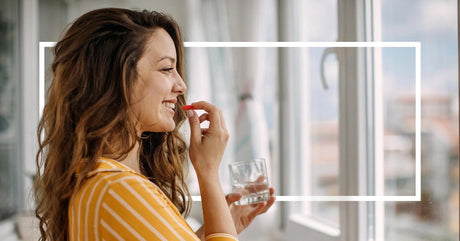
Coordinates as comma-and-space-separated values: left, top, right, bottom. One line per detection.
381, 0, 459, 240
282, 0, 367, 240
281, 0, 458, 241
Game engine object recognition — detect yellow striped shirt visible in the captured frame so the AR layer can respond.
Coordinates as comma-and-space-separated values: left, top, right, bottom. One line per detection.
69, 157, 238, 241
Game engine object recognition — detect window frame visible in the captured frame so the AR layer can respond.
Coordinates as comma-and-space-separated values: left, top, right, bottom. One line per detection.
279, 0, 377, 240
20, 0, 40, 210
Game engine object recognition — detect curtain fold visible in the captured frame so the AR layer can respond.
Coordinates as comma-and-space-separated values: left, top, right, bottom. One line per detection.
226, 0, 271, 164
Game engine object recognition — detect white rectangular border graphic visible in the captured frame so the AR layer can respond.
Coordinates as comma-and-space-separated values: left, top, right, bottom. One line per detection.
40, 41, 421, 202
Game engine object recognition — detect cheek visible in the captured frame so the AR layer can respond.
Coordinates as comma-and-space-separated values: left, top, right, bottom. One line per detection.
130, 89, 153, 121
141, 93, 164, 121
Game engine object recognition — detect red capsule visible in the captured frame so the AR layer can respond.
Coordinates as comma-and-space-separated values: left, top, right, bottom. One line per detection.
182, 105, 195, 110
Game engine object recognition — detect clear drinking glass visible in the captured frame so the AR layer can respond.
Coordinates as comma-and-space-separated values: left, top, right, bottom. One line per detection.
228, 158, 270, 205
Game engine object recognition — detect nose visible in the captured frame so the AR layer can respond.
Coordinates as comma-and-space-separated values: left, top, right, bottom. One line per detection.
173, 74, 187, 95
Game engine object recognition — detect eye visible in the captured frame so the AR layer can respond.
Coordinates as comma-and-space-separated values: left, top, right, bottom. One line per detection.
162, 67, 174, 73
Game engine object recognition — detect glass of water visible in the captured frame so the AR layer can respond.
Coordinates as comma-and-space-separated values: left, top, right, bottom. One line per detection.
228, 158, 270, 205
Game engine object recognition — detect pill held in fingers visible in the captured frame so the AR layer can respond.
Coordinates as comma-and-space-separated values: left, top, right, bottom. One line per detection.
182, 105, 195, 110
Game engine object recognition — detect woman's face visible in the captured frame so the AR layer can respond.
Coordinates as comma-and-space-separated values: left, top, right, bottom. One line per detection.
131, 28, 186, 133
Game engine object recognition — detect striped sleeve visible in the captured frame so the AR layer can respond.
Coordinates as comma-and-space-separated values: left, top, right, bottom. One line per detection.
98, 174, 200, 241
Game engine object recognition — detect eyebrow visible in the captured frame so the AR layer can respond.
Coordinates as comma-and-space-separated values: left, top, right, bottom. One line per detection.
156, 56, 176, 63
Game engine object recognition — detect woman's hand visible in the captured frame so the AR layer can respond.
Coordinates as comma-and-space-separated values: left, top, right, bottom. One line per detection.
186, 101, 229, 179
226, 187, 276, 234
195, 188, 276, 239
186, 101, 237, 237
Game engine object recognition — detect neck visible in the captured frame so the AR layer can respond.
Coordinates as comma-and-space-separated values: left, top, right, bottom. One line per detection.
119, 141, 141, 173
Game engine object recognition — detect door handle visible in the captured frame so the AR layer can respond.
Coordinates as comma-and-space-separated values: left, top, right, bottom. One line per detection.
320, 47, 337, 90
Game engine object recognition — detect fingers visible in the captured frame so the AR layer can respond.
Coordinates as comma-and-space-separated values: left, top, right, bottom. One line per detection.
191, 101, 222, 129
201, 128, 209, 136
260, 196, 276, 214
225, 193, 243, 205
245, 202, 267, 223
251, 188, 276, 215
186, 109, 202, 143
252, 202, 266, 215
249, 183, 269, 193
255, 175, 266, 182
186, 102, 215, 142
198, 113, 209, 135
259, 188, 276, 214
199, 113, 209, 123
190, 101, 228, 142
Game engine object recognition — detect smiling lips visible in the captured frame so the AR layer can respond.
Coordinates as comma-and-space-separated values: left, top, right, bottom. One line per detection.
163, 102, 197, 114
162, 101, 175, 114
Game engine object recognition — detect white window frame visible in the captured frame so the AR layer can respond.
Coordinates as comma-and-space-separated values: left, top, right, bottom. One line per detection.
20, 0, 40, 210
278, 0, 380, 240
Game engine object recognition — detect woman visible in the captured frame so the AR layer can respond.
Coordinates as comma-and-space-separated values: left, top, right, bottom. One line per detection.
34, 8, 275, 241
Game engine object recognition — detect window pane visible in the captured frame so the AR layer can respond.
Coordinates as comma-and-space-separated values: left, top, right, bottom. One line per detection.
291, 0, 340, 228
381, 0, 459, 240
382, 47, 416, 196
306, 47, 339, 226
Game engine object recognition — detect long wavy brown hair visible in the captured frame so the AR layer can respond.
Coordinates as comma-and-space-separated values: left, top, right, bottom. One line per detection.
34, 8, 190, 241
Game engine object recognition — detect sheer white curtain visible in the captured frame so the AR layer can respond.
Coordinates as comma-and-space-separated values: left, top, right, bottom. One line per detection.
225, 3, 278, 239
184, 0, 274, 187
225, 0, 275, 187
228, 0, 270, 161
184, 0, 277, 239
184, 0, 236, 193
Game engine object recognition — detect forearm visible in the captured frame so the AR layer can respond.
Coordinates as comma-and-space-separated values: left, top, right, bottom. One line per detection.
198, 174, 237, 238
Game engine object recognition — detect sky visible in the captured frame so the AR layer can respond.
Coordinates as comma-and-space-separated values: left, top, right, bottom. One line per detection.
306, 0, 458, 122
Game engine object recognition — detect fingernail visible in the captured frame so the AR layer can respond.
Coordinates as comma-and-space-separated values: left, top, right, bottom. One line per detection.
187, 110, 194, 117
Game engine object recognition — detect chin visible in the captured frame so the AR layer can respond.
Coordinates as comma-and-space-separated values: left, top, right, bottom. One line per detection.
163, 122, 176, 132
143, 119, 176, 132
150, 124, 176, 133
164, 126, 176, 132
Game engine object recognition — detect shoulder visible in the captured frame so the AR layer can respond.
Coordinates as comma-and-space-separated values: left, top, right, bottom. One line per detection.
74, 165, 159, 209
94, 171, 170, 208
80, 157, 163, 199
